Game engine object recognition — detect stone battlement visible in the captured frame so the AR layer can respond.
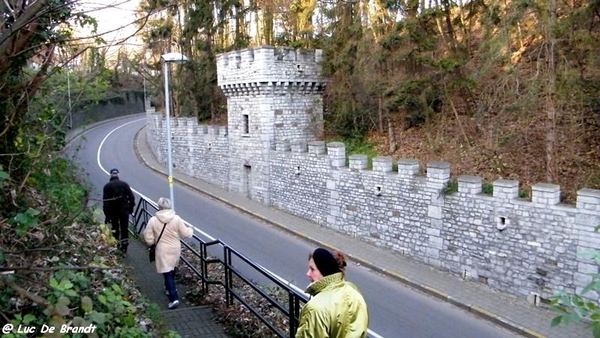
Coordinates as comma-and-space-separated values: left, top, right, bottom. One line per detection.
273, 140, 600, 210
216, 46, 326, 90
147, 111, 227, 137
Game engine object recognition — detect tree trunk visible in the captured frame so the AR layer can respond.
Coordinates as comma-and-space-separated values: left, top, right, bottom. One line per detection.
545, 0, 557, 183
378, 97, 384, 133
388, 116, 397, 153
440, 0, 457, 52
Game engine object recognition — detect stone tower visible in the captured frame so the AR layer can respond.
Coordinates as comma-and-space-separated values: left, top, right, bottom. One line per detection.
216, 46, 327, 204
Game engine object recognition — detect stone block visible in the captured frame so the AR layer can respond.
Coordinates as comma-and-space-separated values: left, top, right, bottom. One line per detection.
327, 142, 346, 168
493, 180, 519, 200
427, 162, 450, 182
373, 156, 393, 173
291, 141, 307, 153
207, 125, 219, 135
220, 126, 228, 136
426, 162, 450, 185
349, 155, 368, 171
577, 188, 600, 211
428, 205, 442, 219
578, 262, 598, 274
275, 141, 291, 151
308, 141, 325, 155
398, 159, 420, 176
532, 183, 560, 205
458, 175, 482, 194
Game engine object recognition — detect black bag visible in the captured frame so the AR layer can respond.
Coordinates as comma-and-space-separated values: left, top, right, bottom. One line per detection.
148, 223, 167, 263
148, 244, 157, 262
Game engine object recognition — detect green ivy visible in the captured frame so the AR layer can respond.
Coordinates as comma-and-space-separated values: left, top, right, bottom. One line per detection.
30, 158, 87, 215
550, 226, 600, 337
11, 208, 40, 237
482, 182, 494, 195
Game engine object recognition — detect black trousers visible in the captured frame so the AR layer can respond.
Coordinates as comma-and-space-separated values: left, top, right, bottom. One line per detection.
108, 213, 129, 251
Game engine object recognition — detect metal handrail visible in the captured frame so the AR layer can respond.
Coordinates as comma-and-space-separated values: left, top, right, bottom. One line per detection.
132, 195, 309, 337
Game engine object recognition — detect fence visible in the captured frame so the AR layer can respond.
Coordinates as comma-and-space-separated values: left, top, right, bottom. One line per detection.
132, 196, 309, 337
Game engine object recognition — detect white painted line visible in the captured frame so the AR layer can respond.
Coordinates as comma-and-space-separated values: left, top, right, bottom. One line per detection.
97, 118, 145, 178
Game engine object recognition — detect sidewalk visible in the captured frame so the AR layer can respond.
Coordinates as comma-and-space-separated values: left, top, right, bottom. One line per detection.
121, 238, 231, 338
134, 127, 590, 338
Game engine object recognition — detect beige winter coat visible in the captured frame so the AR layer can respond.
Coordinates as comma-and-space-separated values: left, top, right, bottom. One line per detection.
144, 209, 193, 273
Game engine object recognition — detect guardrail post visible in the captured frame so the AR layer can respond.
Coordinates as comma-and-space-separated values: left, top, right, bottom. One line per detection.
289, 292, 296, 335
224, 246, 233, 306
201, 242, 208, 295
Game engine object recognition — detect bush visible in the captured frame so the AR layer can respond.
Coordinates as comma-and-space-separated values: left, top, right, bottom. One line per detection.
0, 159, 172, 337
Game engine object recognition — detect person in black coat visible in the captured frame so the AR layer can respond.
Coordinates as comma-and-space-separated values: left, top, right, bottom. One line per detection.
103, 168, 135, 254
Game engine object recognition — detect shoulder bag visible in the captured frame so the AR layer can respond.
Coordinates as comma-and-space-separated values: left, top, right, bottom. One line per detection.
148, 223, 167, 262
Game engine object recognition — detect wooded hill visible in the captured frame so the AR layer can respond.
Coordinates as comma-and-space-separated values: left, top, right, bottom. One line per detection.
137, 0, 600, 202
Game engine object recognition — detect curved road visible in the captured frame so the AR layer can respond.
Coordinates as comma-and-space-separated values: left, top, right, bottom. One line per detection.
69, 115, 518, 338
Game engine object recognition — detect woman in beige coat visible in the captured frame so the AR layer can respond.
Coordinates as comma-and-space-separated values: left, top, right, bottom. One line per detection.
144, 197, 193, 309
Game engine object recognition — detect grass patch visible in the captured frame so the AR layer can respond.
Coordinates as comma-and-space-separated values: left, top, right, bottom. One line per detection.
482, 182, 494, 195
441, 180, 459, 196
519, 190, 530, 199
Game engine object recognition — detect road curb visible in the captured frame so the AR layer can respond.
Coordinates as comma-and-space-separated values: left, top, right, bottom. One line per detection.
133, 128, 548, 338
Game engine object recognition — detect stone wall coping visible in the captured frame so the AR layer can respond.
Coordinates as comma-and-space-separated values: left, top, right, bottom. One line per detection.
148, 110, 600, 210
578, 188, 600, 198
427, 161, 451, 169
458, 175, 482, 184
532, 183, 560, 192
327, 142, 345, 148
494, 179, 519, 188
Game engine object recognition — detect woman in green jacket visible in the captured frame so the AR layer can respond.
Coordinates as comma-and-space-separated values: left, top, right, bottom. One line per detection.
296, 248, 369, 338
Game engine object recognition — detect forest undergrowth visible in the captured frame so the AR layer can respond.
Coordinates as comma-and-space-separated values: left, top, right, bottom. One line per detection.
0, 160, 174, 338
367, 107, 600, 204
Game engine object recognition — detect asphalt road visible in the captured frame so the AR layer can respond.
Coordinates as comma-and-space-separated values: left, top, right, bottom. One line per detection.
68, 115, 519, 338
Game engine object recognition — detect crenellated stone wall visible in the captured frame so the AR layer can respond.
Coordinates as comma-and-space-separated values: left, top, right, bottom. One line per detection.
268, 143, 600, 299
146, 46, 600, 303
146, 107, 229, 189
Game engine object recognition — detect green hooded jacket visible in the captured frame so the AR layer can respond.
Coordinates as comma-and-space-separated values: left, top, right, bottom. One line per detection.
295, 273, 369, 338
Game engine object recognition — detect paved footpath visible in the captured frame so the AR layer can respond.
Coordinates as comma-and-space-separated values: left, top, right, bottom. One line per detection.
122, 236, 232, 337
134, 126, 591, 338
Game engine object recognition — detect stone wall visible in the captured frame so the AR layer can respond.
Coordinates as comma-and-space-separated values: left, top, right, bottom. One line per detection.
70, 91, 144, 129
148, 112, 600, 300
146, 108, 229, 189
269, 143, 600, 300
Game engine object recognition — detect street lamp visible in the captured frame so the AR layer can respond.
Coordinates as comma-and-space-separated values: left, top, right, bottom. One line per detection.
66, 65, 72, 129
161, 52, 188, 210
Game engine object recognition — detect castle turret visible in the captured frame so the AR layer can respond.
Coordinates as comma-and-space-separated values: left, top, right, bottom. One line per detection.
216, 46, 327, 204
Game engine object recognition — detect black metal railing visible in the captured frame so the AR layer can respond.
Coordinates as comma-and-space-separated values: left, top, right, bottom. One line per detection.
131, 195, 309, 337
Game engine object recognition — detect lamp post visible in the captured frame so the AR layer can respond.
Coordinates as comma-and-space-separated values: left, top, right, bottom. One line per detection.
67, 65, 72, 129
161, 52, 188, 210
